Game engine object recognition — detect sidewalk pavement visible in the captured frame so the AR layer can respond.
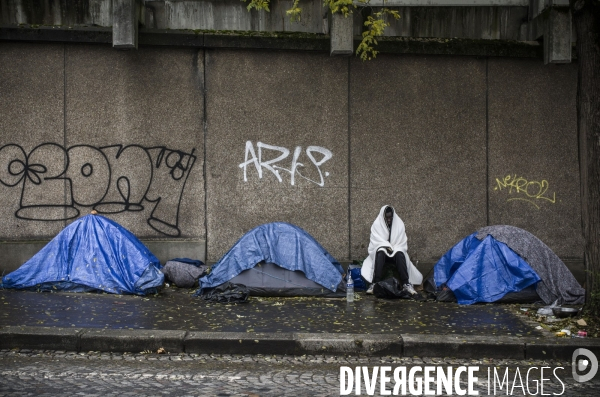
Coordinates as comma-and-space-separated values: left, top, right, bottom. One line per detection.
1, 287, 599, 360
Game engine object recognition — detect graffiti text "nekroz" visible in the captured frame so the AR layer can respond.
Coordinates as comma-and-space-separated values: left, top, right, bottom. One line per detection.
494, 174, 556, 209
239, 141, 332, 187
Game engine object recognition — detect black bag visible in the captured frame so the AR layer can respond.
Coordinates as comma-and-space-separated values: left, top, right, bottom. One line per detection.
200, 282, 249, 303
435, 288, 457, 302
373, 278, 411, 299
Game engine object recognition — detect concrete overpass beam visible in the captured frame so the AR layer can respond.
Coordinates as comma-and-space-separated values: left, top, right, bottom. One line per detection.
526, 0, 572, 64
330, 13, 353, 56
543, 7, 572, 64
113, 0, 139, 49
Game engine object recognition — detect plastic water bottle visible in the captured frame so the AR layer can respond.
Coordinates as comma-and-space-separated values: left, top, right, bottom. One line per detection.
346, 273, 354, 303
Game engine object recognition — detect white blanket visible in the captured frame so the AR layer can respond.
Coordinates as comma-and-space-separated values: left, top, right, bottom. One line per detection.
361, 205, 423, 285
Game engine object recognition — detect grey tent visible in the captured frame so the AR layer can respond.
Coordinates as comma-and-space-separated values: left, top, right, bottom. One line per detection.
427, 225, 584, 305
476, 225, 585, 305
195, 223, 346, 297
229, 261, 345, 297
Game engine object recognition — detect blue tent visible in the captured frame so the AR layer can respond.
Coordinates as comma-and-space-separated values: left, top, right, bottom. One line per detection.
434, 233, 541, 305
196, 222, 344, 295
1, 214, 163, 295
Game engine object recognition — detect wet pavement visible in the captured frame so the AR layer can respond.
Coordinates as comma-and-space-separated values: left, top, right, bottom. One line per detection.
4, 349, 597, 397
0, 287, 542, 336
3, 350, 595, 397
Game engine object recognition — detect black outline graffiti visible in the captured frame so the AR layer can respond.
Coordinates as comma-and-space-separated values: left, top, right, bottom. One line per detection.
0, 143, 196, 237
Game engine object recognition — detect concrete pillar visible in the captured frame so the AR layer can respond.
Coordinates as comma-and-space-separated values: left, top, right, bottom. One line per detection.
544, 7, 572, 64
330, 13, 353, 56
113, 0, 138, 49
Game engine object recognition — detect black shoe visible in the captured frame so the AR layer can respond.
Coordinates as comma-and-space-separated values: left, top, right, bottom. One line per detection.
403, 284, 424, 301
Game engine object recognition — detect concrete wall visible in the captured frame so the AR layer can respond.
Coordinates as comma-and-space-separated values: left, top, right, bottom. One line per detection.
0, 42, 206, 268
0, 42, 582, 278
1, 1, 529, 41
487, 59, 582, 257
372, 6, 529, 40
350, 55, 488, 264
63, 45, 204, 239
204, 49, 349, 260
0, 42, 67, 240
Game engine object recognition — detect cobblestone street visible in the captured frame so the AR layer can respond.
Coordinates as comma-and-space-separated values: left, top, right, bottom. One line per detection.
1, 349, 598, 396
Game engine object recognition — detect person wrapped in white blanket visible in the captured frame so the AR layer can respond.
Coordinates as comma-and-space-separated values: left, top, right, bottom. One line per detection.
361, 205, 423, 299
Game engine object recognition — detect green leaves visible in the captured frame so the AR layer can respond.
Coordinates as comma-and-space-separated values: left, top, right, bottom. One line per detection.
286, 0, 302, 22
324, 0, 355, 17
243, 0, 270, 12
356, 8, 400, 61
240, 1, 402, 61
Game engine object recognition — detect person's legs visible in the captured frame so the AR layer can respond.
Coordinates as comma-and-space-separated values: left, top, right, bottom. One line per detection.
367, 250, 388, 294
392, 252, 422, 299
373, 250, 388, 283
392, 252, 409, 286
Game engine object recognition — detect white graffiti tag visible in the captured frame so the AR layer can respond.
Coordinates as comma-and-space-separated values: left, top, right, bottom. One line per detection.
239, 141, 332, 187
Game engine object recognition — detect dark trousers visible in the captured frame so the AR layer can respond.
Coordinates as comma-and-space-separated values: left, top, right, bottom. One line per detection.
374, 250, 409, 285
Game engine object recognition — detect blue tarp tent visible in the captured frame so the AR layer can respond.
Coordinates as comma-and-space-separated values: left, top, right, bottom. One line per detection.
1, 214, 164, 295
196, 222, 344, 296
434, 233, 541, 305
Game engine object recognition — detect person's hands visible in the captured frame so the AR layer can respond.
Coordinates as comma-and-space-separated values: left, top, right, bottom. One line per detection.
385, 247, 393, 254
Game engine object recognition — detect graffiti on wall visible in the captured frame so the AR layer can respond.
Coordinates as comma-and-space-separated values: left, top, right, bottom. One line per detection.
239, 141, 333, 187
494, 174, 556, 209
0, 143, 196, 237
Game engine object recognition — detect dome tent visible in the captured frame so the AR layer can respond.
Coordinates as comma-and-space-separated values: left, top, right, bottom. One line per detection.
475, 225, 585, 305
1, 214, 163, 295
196, 222, 345, 297
429, 225, 585, 305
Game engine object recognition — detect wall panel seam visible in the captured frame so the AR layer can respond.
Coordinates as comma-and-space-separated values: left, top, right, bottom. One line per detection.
347, 57, 352, 262
203, 49, 208, 260
486, 57, 490, 226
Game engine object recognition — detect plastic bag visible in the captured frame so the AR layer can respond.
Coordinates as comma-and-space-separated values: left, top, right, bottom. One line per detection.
373, 278, 411, 299
200, 282, 249, 303
537, 299, 559, 316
